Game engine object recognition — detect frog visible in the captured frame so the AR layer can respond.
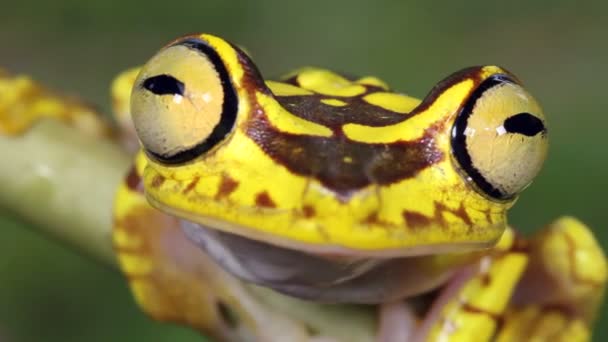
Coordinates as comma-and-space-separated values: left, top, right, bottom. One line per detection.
0, 32, 604, 341
108, 33, 608, 341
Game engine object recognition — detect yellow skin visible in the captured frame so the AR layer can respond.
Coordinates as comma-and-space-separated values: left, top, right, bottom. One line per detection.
1, 31, 606, 341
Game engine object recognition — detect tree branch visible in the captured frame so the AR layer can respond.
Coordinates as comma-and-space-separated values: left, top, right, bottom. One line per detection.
0, 119, 376, 341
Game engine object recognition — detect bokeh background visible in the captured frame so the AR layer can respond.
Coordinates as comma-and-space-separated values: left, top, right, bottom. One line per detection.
1, 1, 606, 341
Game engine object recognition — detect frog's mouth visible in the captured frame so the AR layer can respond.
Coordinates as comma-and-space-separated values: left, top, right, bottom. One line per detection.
180, 220, 471, 303
145, 174, 505, 258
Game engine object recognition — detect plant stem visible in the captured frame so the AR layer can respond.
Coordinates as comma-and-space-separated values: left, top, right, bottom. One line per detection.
0, 119, 376, 341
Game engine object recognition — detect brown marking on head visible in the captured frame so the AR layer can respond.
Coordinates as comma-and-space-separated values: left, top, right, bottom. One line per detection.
245, 115, 445, 198
402, 201, 479, 231
363, 211, 380, 225
215, 174, 239, 199
151, 174, 166, 188
275, 92, 410, 132
433, 202, 455, 229
483, 209, 493, 225
454, 203, 473, 226
125, 166, 143, 193
182, 176, 200, 194
236, 60, 496, 201
402, 210, 433, 228
302, 205, 316, 218
255, 191, 276, 208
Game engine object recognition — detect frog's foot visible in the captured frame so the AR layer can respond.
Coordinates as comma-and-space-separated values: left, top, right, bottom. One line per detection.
399, 218, 607, 342
0, 68, 111, 137
113, 164, 327, 342
380, 228, 528, 342
496, 217, 607, 341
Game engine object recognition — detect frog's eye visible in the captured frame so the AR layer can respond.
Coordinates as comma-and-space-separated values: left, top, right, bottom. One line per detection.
131, 38, 238, 164
451, 74, 548, 200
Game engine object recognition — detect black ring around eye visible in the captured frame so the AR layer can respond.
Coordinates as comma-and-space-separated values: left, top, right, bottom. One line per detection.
451, 74, 515, 200
146, 38, 239, 165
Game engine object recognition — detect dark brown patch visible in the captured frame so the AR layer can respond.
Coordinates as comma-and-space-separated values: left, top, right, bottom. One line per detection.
302, 205, 315, 218
402, 201, 481, 230
275, 93, 409, 130
364, 211, 380, 225
483, 209, 494, 225
434, 202, 458, 227
215, 174, 239, 199
125, 166, 143, 193
402, 210, 432, 227
246, 114, 444, 198
255, 191, 276, 208
236, 60, 497, 198
151, 174, 166, 188
480, 272, 492, 287
182, 176, 200, 194
454, 203, 473, 226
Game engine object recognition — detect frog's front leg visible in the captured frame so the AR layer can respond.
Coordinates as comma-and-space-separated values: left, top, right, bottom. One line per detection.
378, 228, 528, 342
381, 218, 607, 342
497, 217, 606, 341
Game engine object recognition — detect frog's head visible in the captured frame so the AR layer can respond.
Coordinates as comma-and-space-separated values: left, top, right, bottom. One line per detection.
130, 33, 547, 257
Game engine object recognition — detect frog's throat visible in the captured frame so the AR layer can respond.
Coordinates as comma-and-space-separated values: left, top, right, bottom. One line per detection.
180, 220, 474, 303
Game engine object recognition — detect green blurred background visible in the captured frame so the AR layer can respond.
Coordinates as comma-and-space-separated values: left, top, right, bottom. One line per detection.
1, 1, 606, 341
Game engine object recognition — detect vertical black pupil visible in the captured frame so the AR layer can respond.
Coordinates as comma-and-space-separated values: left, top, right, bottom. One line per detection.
143, 74, 185, 96
503, 112, 545, 137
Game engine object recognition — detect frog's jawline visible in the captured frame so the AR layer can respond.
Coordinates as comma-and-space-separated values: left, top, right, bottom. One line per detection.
181, 220, 457, 303
148, 194, 495, 258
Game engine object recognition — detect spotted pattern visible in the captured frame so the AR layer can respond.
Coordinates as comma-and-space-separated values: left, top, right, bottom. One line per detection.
215, 174, 239, 200
255, 191, 276, 208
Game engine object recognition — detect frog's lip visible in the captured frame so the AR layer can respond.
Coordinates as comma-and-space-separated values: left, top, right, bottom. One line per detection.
148, 196, 496, 258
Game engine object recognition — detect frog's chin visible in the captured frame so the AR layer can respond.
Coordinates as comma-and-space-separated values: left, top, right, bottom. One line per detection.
180, 220, 473, 303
